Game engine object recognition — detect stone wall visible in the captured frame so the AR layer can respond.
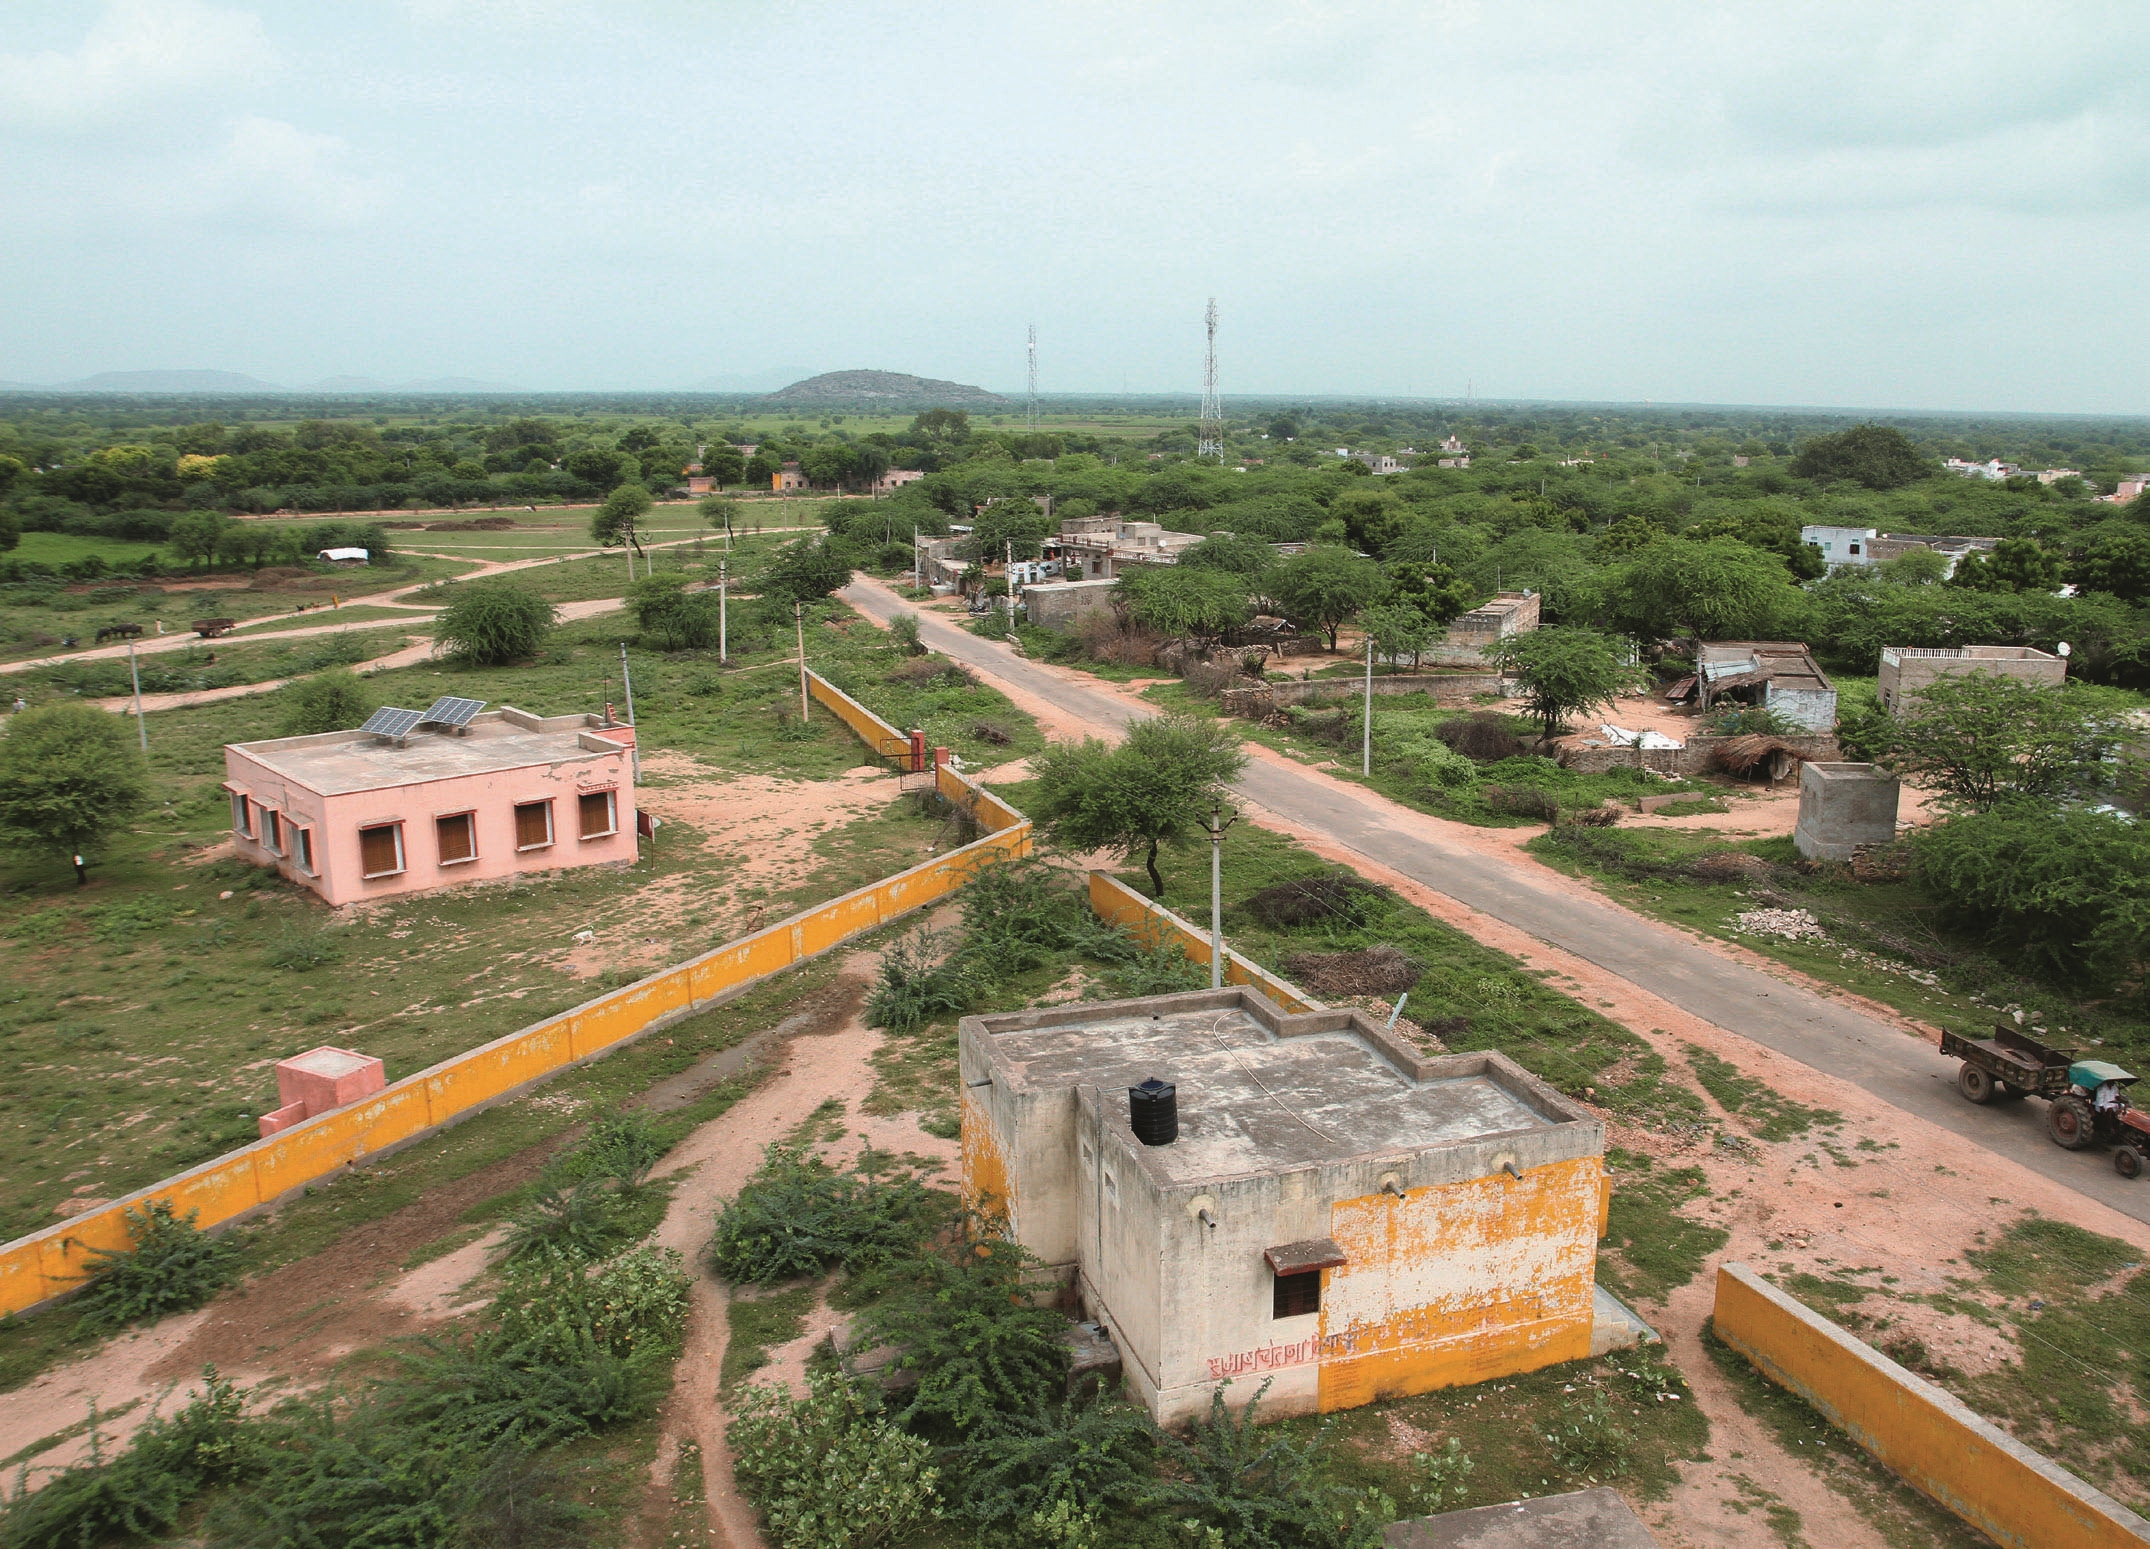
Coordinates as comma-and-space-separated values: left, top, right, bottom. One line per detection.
1558, 732, 1840, 778
1219, 672, 1505, 719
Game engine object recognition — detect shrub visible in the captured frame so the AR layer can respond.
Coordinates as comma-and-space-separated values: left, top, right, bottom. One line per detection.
1434, 711, 1526, 762
489, 1243, 692, 1364
1280, 946, 1423, 999
266, 928, 342, 971
278, 667, 374, 736
888, 612, 923, 655
864, 931, 981, 1035
729, 1369, 941, 1549
0, 703, 151, 872
1146, 1381, 1389, 1549
1703, 704, 1802, 737
1245, 875, 1388, 929
629, 575, 720, 650
1539, 1389, 1631, 1483
503, 1179, 642, 1264
0, 1369, 253, 1548
434, 580, 557, 665
706, 1146, 951, 1286
73, 1200, 244, 1334
950, 1393, 1158, 1541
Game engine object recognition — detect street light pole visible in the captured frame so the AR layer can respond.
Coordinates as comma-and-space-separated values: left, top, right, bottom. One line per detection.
1362, 634, 1374, 776
1206, 802, 1237, 990
128, 637, 146, 752
718, 559, 728, 665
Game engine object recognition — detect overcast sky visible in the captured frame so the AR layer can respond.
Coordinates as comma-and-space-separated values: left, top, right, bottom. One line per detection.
3, 0, 2146, 412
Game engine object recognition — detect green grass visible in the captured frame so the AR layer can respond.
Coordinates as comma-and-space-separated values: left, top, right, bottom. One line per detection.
1527, 822, 2150, 1074
9, 629, 395, 703
405, 531, 802, 607
225, 605, 430, 635
1683, 1045, 1843, 1141
721, 1282, 819, 1391
1597, 1149, 1728, 1307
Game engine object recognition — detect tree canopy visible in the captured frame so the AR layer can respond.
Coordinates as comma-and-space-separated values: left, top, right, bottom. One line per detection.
760, 536, 852, 604
1115, 567, 1250, 647
1483, 627, 1646, 739
434, 580, 558, 665
1859, 675, 2119, 811
1790, 424, 1931, 490
591, 482, 654, 555
1947, 537, 2061, 595
1030, 714, 1246, 896
278, 669, 374, 737
1268, 546, 1384, 651
0, 704, 149, 871
1604, 538, 1804, 642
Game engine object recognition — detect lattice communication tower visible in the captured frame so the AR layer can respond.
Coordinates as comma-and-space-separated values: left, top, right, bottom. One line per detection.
1026, 324, 1039, 431
1197, 298, 1222, 461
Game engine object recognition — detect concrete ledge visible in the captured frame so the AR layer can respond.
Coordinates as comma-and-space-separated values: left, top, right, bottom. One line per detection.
1385, 1486, 1660, 1547
1713, 1263, 2150, 1549
1589, 1283, 1657, 1357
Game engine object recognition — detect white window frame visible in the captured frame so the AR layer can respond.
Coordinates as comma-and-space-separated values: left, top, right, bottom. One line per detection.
231, 791, 253, 837
436, 810, 480, 867
513, 799, 555, 852
577, 789, 618, 840
359, 822, 406, 879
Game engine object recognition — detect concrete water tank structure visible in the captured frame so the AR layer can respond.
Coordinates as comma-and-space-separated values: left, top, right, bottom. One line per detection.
1792, 761, 1902, 861
958, 988, 1625, 1425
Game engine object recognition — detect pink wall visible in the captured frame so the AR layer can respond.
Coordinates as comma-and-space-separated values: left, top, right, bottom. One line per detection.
225, 724, 637, 907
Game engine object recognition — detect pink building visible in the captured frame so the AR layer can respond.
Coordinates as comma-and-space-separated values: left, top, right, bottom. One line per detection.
223, 704, 638, 907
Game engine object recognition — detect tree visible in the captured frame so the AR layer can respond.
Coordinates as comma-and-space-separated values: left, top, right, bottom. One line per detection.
1875, 547, 1952, 586
279, 669, 374, 737
1483, 627, 1646, 739
700, 444, 745, 486
1360, 603, 1434, 668
0, 704, 150, 874
1031, 713, 1246, 897
1948, 537, 2061, 595
1383, 561, 1478, 626
966, 499, 1052, 564
168, 510, 228, 570
1790, 424, 1930, 490
1865, 675, 2118, 810
760, 536, 851, 604
1116, 567, 1250, 647
1605, 538, 1803, 642
592, 482, 653, 576
1268, 546, 1384, 651
630, 575, 719, 650
697, 494, 740, 540
434, 580, 558, 665
1180, 531, 1278, 579
2071, 533, 2150, 602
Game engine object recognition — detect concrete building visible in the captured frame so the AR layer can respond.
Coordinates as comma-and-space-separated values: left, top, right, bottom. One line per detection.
1351, 452, 1404, 475
959, 988, 1616, 1424
1046, 517, 1204, 579
1793, 761, 1901, 861
1685, 642, 1837, 732
874, 468, 927, 495
1801, 525, 1998, 577
1800, 524, 1878, 568
1877, 644, 2066, 713
1023, 576, 1121, 634
224, 707, 637, 907
772, 461, 807, 492
2104, 476, 2150, 505
1445, 591, 1541, 650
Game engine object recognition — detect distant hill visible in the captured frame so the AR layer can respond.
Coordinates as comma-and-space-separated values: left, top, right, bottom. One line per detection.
56, 369, 284, 393
770, 370, 1006, 408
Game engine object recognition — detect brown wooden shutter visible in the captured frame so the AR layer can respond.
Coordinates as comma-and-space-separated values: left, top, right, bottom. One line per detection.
514, 801, 552, 848
578, 791, 613, 838
437, 813, 475, 863
359, 825, 402, 876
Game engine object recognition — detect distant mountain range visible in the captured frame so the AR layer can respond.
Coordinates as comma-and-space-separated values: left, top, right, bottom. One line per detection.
768, 370, 1006, 408
0, 369, 521, 393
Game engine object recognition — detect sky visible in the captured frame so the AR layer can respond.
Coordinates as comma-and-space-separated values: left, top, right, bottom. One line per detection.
2, 0, 2147, 412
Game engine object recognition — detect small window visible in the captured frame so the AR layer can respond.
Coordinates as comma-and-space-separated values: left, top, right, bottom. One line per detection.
295, 828, 315, 875
261, 809, 283, 855
231, 792, 252, 837
578, 790, 617, 839
1848, 543, 1861, 555
514, 800, 553, 851
359, 823, 405, 878
437, 812, 477, 865
1274, 1271, 1321, 1319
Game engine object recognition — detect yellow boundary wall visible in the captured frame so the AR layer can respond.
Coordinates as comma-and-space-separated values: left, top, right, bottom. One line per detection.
1086, 870, 1323, 1014
1713, 1264, 2150, 1549
806, 669, 914, 765
0, 689, 1030, 1320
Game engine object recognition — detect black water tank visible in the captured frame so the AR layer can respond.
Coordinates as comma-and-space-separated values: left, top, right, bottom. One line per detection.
1128, 1078, 1177, 1146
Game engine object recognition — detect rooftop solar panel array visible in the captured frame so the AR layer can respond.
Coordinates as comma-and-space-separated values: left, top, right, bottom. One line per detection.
360, 706, 425, 740
420, 696, 487, 728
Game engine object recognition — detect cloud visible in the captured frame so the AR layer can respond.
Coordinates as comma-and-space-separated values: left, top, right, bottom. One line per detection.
0, 0, 275, 130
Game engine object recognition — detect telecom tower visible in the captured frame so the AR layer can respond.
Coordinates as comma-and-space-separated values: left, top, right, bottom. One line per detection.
1026, 324, 1039, 431
1197, 298, 1222, 461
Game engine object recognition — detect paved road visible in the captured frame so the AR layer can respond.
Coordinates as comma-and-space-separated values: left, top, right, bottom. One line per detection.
842, 578, 2150, 1225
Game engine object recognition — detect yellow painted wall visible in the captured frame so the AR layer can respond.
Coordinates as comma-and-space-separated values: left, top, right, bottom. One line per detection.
959, 1087, 1015, 1228
1085, 871, 1321, 1012
1714, 1265, 2150, 1549
806, 671, 912, 765
1316, 1156, 1600, 1410
0, 738, 1033, 1318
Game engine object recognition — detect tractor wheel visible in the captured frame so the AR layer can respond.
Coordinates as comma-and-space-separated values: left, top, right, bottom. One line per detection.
2048, 1096, 2097, 1151
2118, 1147, 2144, 1181
1958, 1064, 1996, 1104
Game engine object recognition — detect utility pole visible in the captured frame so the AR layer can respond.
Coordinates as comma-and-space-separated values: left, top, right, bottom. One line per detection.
795, 602, 809, 720
1362, 633, 1374, 776
1206, 802, 1238, 990
128, 637, 145, 752
618, 642, 639, 780
1005, 537, 1015, 618
718, 559, 728, 665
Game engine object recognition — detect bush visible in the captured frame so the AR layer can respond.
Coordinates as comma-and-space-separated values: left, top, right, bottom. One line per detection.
0, 702, 151, 871
0, 1369, 253, 1548
729, 1369, 941, 1549
1244, 875, 1389, 929
1147, 1381, 1389, 1549
489, 1243, 692, 1364
706, 1146, 951, 1286
950, 1394, 1158, 1542
864, 931, 981, 1036
434, 580, 558, 665
73, 1200, 244, 1334
278, 668, 375, 737
1434, 711, 1526, 762
888, 612, 923, 655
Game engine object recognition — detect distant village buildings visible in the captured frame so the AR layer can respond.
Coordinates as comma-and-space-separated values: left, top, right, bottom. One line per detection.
1443, 590, 1541, 650
1668, 643, 1837, 732
1877, 644, 2066, 714
1800, 525, 2001, 578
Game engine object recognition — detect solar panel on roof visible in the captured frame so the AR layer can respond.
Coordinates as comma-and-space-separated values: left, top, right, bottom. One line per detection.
419, 695, 487, 728
360, 707, 425, 739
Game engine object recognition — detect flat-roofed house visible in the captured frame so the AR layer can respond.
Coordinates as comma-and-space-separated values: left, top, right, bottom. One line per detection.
223, 707, 637, 907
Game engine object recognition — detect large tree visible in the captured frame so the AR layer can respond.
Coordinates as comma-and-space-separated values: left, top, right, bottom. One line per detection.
0, 704, 150, 876
1864, 675, 2118, 811
1605, 538, 1804, 642
1031, 713, 1246, 896
592, 482, 654, 577
760, 536, 852, 604
1268, 545, 1384, 651
434, 580, 558, 665
1116, 567, 1250, 648
1483, 627, 1647, 739
1790, 424, 1930, 490
1948, 537, 2061, 595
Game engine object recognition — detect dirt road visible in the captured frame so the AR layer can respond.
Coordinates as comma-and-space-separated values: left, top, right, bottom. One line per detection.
839, 575, 2150, 1228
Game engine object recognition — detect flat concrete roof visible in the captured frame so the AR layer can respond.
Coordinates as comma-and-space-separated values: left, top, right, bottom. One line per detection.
979, 1002, 1562, 1181
230, 711, 623, 797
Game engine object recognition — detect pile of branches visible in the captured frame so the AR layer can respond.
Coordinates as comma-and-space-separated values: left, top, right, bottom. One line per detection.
1713, 733, 1800, 775
1281, 945, 1423, 999
1245, 874, 1391, 928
